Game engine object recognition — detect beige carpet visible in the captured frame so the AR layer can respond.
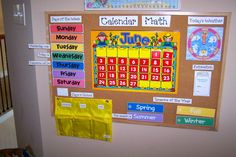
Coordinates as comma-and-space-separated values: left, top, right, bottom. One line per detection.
0, 111, 18, 149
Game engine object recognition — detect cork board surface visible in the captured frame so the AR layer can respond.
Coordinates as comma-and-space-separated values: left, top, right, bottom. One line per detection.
47, 11, 230, 131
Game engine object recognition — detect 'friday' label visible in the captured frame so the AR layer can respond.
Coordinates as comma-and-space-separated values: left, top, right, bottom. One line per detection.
52, 70, 84, 79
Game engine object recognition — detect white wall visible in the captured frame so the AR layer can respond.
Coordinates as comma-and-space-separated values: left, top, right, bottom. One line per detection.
2, 0, 43, 156
30, 0, 236, 156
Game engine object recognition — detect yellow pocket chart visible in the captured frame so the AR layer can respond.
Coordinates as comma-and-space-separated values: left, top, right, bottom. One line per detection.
55, 97, 112, 142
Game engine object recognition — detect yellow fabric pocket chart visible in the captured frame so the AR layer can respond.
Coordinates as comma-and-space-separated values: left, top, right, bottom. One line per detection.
55, 97, 112, 142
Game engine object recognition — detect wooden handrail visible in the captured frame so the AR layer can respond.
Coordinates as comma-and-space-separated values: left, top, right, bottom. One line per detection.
0, 34, 13, 116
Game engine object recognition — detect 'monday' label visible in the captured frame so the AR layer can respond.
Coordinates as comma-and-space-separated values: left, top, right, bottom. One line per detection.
176, 116, 214, 127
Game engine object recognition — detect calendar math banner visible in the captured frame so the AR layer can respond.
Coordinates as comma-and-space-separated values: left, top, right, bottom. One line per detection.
91, 31, 180, 93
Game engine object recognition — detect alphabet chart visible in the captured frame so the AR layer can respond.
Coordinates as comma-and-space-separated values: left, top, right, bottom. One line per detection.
91, 31, 180, 93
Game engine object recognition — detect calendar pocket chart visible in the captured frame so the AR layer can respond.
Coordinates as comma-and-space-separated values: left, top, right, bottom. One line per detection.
91, 31, 180, 93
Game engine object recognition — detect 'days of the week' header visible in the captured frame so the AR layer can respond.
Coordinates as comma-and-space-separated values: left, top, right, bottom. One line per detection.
99, 16, 171, 27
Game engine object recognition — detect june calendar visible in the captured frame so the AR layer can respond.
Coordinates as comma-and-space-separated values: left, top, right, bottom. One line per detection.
91, 31, 180, 93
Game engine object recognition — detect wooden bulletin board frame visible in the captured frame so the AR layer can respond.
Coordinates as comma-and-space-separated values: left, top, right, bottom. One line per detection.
46, 11, 230, 131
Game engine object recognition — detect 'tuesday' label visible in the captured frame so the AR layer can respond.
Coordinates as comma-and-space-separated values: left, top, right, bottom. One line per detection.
128, 102, 164, 113
51, 43, 84, 52
176, 116, 214, 127
176, 106, 216, 118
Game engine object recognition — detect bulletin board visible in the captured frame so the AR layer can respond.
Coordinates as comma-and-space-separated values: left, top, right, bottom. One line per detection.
46, 11, 230, 131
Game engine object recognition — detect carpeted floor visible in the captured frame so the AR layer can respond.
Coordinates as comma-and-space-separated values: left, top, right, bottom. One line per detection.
0, 110, 17, 149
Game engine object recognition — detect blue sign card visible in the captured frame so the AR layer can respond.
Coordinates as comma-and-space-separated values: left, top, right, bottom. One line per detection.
52, 61, 84, 70
127, 102, 164, 113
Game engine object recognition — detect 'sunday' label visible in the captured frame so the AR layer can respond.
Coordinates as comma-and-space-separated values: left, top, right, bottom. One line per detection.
176, 116, 214, 127
50, 24, 84, 33
53, 78, 85, 88
52, 61, 84, 70
176, 106, 216, 118
50, 34, 84, 43
50, 16, 82, 23
52, 52, 84, 61
128, 112, 163, 122
53, 70, 84, 79
99, 16, 138, 26
51, 43, 84, 51
128, 102, 164, 113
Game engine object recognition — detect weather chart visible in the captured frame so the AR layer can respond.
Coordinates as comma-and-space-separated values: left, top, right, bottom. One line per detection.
91, 31, 180, 93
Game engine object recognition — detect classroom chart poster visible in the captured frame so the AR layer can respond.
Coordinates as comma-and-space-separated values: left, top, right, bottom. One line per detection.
85, 0, 180, 10
193, 71, 212, 97
186, 27, 224, 61
91, 31, 180, 93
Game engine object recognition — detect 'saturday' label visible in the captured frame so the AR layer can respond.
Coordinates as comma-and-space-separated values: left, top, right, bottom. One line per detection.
53, 78, 85, 88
